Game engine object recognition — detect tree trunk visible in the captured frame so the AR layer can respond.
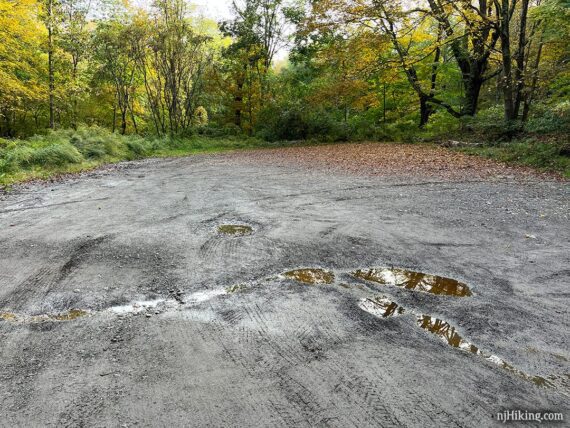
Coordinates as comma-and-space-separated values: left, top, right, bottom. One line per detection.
463, 75, 483, 116
419, 95, 434, 128
499, 0, 516, 121
522, 41, 543, 121
513, 0, 530, 118
47, 0, 55, 130
234, 77, 244, 128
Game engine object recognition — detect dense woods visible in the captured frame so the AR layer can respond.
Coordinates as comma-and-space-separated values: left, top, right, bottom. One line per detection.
0, 0, 569, 178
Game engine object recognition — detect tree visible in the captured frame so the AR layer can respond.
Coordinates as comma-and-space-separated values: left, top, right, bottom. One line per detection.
0, 0, 47, 136
93, 19, 141, 134
134, 0, 212, 135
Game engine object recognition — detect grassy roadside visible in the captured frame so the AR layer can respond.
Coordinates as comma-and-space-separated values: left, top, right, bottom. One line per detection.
0, 127, 275, 188
456, 139, 570, 179
1, 126, 568, 189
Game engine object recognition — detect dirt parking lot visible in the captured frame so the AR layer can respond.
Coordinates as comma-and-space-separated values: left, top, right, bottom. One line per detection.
0, 143, 568, 427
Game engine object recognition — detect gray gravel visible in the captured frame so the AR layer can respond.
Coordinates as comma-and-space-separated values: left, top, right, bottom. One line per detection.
0, 152, 568, 427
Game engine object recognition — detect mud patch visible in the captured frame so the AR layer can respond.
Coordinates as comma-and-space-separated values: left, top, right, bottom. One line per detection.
359, 297, 405, 318
218, 224, 253, 236
283, 268, 335, 285
352, 268, 472, 297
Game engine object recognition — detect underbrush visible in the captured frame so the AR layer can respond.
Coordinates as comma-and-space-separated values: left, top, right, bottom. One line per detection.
0, 126, 267, 187
459, 138, 570, 178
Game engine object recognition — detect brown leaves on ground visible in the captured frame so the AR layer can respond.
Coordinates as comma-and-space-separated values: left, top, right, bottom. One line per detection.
230, 142, 555, 181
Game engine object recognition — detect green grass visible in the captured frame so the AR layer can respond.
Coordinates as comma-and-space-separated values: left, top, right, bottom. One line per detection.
458, 138, 570, 178
0, 126, 273, 188
1, 126, 568, 188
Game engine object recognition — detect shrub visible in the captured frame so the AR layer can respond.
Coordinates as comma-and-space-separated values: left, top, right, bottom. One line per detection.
526, 101, 570, 134
26, 144, 84, 167
255, 103, 350, 142
126, 139, 149, 157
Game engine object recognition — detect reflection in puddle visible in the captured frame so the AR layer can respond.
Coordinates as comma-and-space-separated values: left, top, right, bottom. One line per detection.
486, 355, 556, 388
358, 297, 559, 389
218, 225, 253, 236
352, 268, 472, 297
283, 268, 335, 285
418, 315, 555, 388
359, 297, 405, 318
417, 315, 479, 354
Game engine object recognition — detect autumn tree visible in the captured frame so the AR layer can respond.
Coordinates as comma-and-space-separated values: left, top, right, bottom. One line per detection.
134, 0, 212, 135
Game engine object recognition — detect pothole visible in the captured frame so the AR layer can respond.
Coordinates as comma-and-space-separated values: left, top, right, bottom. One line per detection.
352, 268, 472, 297
358, 297, 405, 318
218, 224, 253, 236
283, 268, 335, 285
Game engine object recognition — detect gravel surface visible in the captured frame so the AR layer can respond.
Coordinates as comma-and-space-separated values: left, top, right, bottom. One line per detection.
0, 144, 568, 427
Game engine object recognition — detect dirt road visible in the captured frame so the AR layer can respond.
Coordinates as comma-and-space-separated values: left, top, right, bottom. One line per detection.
1, 143, 568, 427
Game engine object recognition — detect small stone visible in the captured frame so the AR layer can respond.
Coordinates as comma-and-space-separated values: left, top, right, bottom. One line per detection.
145, 313, 152, 318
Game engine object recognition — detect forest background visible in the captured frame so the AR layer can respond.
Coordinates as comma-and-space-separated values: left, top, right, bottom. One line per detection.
1, 0, 569, 184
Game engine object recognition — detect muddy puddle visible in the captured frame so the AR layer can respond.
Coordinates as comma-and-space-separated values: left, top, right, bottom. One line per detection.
49, 309, 88, 321
226, 283, 248, 293
1, 309, 88, 323
352, 268, 472, 297
417, 315, 479, 354
358, 297, 405, 318
283, 268, 335, 285
0, 312, 18, 322
218, 224, 253, 236
359, 297, 559, 388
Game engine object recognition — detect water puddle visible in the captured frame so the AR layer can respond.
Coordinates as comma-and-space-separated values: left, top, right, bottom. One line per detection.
417, 315, 479, 354
283, 268, 335, 285
50, 309, 88, 321
352, 268, 472, 297
0, 312, 18, 322
226, 283, 248, 293
358, 296, 559, 389
359, 297, 405, 318
1, 309, 88, 323
218, 224, 253, 236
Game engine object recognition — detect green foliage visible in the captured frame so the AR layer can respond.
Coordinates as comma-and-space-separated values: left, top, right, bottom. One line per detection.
0, 126, 270, 186
525, 101, 570, 134
460, 138, 570, 178
255, 103, 351, 142
27, 144, 84, 166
